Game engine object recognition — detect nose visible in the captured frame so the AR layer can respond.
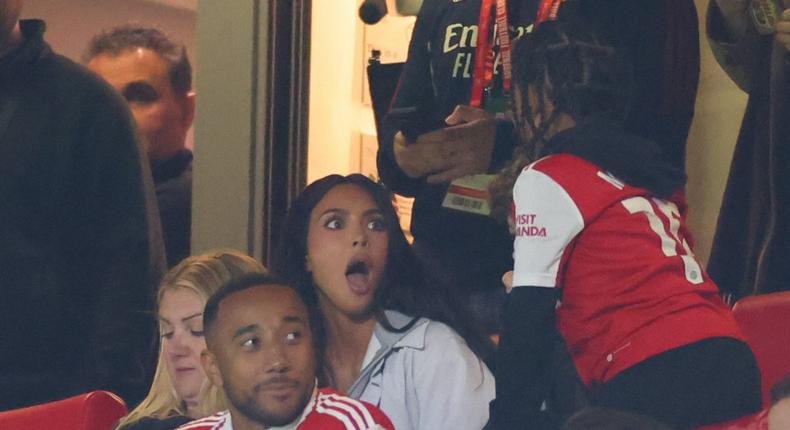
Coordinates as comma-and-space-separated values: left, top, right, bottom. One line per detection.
166, 330, 191, 357
266, 343, 291, 374
351, 223, 369, 248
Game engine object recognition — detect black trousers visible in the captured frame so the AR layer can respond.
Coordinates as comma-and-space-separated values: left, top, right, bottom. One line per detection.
593, 337, 762, 429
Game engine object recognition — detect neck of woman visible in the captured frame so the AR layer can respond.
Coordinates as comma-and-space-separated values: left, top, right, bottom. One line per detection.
321, 308, 378, 392
183, 398, 200, 419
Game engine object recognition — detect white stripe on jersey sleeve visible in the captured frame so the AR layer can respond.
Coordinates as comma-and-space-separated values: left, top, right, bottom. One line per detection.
323, 394, 376, 427
176, 411, 230, 430
315, 401, 360, 430
512, 167, 584, 288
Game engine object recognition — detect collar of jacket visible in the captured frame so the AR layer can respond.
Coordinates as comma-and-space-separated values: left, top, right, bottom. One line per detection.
542, 116, 686, 198
0, 20, 49, 81
375, 309, 429, 350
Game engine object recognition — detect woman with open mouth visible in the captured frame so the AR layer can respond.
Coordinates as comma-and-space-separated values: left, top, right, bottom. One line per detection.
276, 174, 496, 430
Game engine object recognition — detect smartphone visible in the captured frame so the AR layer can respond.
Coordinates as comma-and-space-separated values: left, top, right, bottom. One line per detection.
386, 105, 446, 142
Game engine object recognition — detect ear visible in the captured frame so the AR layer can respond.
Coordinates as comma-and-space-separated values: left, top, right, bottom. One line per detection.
180, 91, 196, 128
201, 349, 224, 388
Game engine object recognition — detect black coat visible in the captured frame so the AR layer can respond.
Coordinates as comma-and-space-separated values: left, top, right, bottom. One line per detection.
706, 2, 790, 300
0, 20, 165, 409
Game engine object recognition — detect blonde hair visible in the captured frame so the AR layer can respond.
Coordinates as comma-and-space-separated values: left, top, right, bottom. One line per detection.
117, 249, 267, 429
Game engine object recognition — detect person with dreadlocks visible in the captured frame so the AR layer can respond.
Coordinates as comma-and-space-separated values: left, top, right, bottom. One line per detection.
485, 20, 762, 429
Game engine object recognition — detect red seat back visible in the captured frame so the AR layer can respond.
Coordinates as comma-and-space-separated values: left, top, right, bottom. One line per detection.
0, 391, 127, 430
733, 291, 790, 407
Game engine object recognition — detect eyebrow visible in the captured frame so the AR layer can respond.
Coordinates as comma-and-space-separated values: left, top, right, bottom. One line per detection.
182, 313, 203, 322
283, 315, 306, 324
318, 208, 347, 217
157, 312, 203, 325
318, 208, 384, 217
123, 80, 155, 90
232, 324, 258, 339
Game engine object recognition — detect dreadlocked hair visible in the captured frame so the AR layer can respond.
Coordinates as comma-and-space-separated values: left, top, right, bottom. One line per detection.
489, 19, 633, 225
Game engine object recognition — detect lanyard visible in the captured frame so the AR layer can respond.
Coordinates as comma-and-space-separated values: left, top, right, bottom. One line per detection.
470, 0, 512, 107
536, 0, 564, 24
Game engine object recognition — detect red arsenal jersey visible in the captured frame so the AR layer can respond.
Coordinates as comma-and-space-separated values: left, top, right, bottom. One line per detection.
512, 154, 743, 386
176, 388, 394, 430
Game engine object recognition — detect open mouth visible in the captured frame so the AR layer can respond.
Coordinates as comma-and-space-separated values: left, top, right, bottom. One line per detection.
345, 259, 371, 295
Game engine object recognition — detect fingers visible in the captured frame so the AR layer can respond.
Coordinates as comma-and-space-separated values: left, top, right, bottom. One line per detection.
441, 120, 481, 141
395, 134, 456, 178
444, 104, 494, 126
502, 271, 514, 294
394, 136, 433, 178
777, 9, 790, 51
415, 125, 453, 143
419, 114, 494, 144
444, 105, 466, 126
430, 118, 492, 142
778, 33, 790, 52
425, 140, 489, 183
394, 131, 411, 146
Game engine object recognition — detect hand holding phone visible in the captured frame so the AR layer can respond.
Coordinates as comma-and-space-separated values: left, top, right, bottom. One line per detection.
386, 105, 447, 142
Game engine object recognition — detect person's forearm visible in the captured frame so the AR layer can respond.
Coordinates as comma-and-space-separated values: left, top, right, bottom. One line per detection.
376, 125, 424, 195
488, 287, 558, 429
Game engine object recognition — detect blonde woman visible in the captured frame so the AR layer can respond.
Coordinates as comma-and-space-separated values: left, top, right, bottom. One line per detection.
117, 250, 267, 430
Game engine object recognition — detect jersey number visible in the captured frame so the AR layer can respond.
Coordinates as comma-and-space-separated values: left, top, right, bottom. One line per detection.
621, 197, 703, 285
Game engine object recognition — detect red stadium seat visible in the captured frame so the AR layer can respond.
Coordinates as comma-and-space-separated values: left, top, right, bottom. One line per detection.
733, 291, 790, 407
0, 391, 127, 430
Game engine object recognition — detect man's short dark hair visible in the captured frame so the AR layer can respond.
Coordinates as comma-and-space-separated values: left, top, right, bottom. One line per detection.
203, 273, 294, 341
83, 24, 192, 95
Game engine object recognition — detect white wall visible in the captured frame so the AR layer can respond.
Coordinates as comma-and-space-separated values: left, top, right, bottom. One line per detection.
685, 0, 748, 264
190, 0, 267, 257
21, 0, 197, 147
21, 0, 195, 64
307, 0, 363, 182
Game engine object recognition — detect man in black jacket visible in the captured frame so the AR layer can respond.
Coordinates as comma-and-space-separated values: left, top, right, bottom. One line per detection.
86, 25, 195, 268
377, 0, 537, 334
0, 1, 164, 410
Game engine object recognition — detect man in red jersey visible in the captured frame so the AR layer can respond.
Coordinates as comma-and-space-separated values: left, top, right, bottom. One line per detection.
177, 274, 393, 430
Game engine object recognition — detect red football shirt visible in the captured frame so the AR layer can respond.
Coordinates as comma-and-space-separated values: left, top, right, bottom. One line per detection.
176, 388, 394, 430
512, 154, 743, 386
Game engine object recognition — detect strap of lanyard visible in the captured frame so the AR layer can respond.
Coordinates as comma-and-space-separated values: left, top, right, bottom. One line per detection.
470, 0, 512, 107
495, 0, 513, 93
536, 0, 564, 24
470, 0, 495, 107
470, 0, 565, 107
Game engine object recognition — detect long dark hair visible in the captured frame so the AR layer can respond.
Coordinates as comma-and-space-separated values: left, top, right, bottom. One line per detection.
274, 174, 495, 378
490, 19, 633, 223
